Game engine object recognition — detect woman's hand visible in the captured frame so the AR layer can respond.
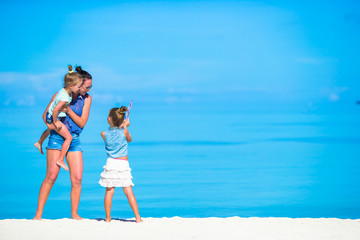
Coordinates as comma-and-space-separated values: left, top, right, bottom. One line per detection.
53, 121, 63, 131
60, 105, 69, 113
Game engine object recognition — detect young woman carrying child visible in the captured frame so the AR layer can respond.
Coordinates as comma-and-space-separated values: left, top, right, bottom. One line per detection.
33, 65, 93, 220
34, 66, 83, 171
98, 106, 142, 223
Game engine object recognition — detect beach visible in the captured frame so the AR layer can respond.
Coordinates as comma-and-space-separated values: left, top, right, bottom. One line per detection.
1, 217, 359, 240
2, 2, 360, 240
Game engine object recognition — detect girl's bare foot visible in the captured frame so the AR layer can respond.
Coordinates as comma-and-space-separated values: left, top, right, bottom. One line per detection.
34, 142, 43, 155
56, 160, 69, 171
105, 217, 111, 222
136, 218, 143, 223
71, 214, 83, 220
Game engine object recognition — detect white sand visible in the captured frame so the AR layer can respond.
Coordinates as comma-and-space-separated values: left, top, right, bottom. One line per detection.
1, 217, 359, 240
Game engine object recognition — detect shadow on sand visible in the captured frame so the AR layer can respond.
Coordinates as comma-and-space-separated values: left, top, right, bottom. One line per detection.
93, 218, 136, 223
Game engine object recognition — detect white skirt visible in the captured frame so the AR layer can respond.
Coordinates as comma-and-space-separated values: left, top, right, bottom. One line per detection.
98, 158, 134, 188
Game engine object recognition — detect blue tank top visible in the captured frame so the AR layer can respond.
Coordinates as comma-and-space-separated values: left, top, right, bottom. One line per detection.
63, 93, 88, 135
105, 127, 128, 158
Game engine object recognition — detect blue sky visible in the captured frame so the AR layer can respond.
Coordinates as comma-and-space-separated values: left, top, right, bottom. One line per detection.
0, 0, 359, 108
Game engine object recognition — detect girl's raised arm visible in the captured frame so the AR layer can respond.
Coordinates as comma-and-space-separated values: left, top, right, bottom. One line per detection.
123, 127, 132, 143
66, 95, 92, 128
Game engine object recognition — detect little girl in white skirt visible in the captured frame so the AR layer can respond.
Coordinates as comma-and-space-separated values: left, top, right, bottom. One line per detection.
98, 106, 142, 223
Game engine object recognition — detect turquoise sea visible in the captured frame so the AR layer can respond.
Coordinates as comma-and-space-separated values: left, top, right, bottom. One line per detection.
1, 101, 359, 219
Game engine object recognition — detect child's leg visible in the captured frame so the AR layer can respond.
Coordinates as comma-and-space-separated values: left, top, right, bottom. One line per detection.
34, 129, 51, 155
123, 186, 142, 223
54, 122, 72, 171
105, 187, 115, 222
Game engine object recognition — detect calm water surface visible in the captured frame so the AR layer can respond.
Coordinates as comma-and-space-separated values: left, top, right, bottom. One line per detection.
1, 102, 359, 219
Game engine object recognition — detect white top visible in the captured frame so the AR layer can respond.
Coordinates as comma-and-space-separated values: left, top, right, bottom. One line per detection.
48, 88, 72, 117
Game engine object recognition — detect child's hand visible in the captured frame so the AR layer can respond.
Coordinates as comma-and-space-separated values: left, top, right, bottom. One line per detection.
121, 119, 130, 129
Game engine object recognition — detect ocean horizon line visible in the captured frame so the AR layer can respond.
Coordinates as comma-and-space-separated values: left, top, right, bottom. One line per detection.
82, 136, 360, 146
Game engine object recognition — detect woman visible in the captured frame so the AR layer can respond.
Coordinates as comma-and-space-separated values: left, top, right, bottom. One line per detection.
33, 66, 93, 220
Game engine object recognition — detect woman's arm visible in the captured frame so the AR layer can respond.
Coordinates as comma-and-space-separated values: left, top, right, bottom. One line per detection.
123, 126, 132, 143
66, 95, 92, 128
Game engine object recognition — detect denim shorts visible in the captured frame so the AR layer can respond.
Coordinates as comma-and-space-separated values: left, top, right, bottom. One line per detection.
46, 112, 53, 124
46, 130, 82, 152
46, 112, 65, 124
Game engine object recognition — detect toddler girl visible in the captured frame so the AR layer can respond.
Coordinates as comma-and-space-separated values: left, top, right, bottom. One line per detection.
99, 106, 142, 223
34, 66, 83, 171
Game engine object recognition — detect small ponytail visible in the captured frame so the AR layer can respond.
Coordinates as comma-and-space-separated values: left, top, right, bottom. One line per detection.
68, 65, 74, 73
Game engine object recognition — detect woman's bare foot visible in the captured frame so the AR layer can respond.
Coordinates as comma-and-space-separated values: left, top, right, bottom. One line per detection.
71, 214, 83, 220
32, 215, 42, 220
105, 217, 111, 222
136, 218, 143, 223
56, 160, 69, 171
34, 142, 43, 155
